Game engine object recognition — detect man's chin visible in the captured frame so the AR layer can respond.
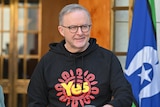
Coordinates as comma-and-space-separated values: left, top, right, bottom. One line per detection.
75, 44, 85, 48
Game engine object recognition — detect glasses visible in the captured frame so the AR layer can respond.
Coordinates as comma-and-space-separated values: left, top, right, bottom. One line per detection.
61, 24, 91, 33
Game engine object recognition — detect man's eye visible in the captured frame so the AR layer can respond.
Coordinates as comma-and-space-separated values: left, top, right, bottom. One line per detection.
69, 26, 77, 29
82, 25, 88, 29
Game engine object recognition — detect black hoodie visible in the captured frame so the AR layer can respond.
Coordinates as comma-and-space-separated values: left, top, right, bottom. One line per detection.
27, 38, 133, 107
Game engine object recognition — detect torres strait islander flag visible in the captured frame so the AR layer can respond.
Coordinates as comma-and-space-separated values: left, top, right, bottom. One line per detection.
124, 0, 160, 107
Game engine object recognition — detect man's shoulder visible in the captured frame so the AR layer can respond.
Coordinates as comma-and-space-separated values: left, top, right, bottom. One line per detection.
98, 46, 114, 55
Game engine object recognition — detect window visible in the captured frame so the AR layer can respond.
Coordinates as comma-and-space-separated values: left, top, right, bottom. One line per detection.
112, 0, 160, 70
111, 0, 133, 70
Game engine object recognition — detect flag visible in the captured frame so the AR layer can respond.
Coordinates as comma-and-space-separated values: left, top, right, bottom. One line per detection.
124, 0, 160, 107
132, 102, 136, 107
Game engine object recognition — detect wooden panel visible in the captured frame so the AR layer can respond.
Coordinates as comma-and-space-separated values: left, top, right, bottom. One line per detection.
0, 79, 10, 93
15, 80, 30, 93
41, 0, 78, 56
79, 0, 111, 49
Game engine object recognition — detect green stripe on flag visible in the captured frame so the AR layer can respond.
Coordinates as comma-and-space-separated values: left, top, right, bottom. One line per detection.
148, 0, 156, 31
131, 102, 136, 107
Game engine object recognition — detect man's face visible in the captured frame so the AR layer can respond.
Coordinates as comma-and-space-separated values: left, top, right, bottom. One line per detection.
58, 10, 91, 53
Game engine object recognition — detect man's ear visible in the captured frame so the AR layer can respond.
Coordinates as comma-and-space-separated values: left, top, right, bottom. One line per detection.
58, 26, 65, 37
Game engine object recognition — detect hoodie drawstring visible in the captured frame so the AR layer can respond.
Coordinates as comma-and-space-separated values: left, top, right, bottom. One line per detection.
81, 57, 84, 90
74, 56, 84, 90
74, 57, 77, 88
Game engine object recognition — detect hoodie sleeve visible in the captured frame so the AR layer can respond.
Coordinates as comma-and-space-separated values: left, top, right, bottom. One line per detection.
108, 54, 133, 107
27, 57, 48, 107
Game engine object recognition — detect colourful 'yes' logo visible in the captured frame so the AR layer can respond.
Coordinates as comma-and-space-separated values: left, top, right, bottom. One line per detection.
55, 68, 99, 107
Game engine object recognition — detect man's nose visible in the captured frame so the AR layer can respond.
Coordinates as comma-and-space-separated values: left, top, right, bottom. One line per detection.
76, 27, 83, 34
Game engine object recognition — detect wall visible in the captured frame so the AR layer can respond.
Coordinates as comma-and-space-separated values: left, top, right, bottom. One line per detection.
79, 0, 111, 49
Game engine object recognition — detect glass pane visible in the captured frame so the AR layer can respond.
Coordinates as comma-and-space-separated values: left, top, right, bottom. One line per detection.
155, 0, 160, 22
115, 22, 129, 52
18, 0, 24, 6
27, 33, 38, 54
4, 94, 8, 107
18, 58, 24, 79
117, 56, 126, 71
2, 33, 10, 55
2, 33, 10, 79
17, 94, 27, 107
28, 0, 39, 6
3, 7, 10, 30
0, 8, 1, 30
115, 0, 129, 6
157, 23, 160, 36
3, 57, 8, 78
18, 33, 24, 54
115, 10, 129, 21
0, 34, 1, 54
28, 8, 38, 30
4, 0, 10, 5
27, 59, 38, 79
18, 8, 24, 31
157, 23, 160, 55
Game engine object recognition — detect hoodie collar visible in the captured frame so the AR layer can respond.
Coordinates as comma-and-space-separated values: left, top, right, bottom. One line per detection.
49, 38, 98, 58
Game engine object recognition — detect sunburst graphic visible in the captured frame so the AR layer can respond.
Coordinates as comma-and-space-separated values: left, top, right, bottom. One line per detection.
55, 68, 99, 107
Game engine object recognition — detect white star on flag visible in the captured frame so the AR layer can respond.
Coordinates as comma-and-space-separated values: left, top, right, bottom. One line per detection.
138, 65, 152, 84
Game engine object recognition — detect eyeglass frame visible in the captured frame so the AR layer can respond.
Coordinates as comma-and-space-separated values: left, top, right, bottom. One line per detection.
61, 24, 92, 33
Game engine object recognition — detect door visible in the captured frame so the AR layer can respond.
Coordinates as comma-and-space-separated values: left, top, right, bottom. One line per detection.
0, 0, 41, 107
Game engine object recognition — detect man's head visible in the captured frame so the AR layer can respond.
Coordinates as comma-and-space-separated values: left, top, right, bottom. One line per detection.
58, 4, 92, 53
59, 4, 91, 25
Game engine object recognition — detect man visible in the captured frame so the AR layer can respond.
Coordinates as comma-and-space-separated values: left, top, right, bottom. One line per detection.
27, 4, 133, 107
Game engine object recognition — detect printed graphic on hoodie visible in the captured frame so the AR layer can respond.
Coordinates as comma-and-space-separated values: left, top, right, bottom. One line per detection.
55, 68, 99, 107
